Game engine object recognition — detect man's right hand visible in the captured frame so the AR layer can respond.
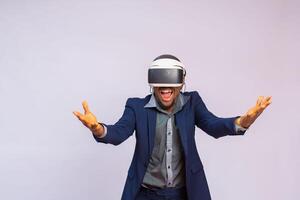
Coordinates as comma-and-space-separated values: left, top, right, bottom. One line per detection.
73, 101, 104, 137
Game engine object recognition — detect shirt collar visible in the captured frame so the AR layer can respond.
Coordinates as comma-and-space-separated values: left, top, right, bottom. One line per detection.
144, 94, 157, 108
144, 93, 190, 114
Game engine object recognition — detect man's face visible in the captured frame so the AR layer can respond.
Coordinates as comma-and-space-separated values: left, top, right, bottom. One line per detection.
153, 86, 182, 112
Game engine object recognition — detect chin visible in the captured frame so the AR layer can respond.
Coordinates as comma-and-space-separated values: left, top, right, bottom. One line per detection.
160, 100, 174, 109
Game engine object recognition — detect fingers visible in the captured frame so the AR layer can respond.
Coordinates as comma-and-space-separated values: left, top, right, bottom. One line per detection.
82, 100, 90, 114
73, 111, 90, 127
256, 96, 264, 106
256, 96, 272, 108
266, 96, 272, 104
261, 96, 272, 108
265, 96, 272, 102
73, 111, 84, 120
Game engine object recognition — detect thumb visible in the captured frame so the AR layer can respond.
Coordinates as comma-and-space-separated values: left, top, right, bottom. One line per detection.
73, 111, 83, 120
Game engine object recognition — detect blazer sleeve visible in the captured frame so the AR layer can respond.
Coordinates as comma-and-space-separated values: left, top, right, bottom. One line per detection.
93, 98, 136, 145
193, 91, 242, 138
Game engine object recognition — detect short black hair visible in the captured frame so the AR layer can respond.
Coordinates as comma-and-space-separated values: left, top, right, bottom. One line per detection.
153, 54, 181, 62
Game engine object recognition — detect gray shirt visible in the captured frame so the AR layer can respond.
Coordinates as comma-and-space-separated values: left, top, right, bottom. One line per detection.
142, 93, 189, 188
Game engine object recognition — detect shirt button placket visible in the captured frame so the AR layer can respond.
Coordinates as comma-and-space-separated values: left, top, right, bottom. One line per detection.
166, 117, 173, 187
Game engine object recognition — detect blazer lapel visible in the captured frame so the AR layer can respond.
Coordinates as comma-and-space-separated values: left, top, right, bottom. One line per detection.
175, 109, 188, 155
147, 108, 157, 157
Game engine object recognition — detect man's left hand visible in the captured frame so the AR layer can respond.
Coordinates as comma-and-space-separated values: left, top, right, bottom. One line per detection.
236, 96, 272, 128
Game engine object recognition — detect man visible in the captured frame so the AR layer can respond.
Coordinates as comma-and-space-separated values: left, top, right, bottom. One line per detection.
73, 54, 271, 200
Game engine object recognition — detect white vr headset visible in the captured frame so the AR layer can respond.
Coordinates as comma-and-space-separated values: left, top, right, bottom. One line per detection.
148, 58, 186, 87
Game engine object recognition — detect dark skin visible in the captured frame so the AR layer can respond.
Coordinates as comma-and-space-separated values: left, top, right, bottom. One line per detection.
73, 86, 272, 137
153, 87, 182, 113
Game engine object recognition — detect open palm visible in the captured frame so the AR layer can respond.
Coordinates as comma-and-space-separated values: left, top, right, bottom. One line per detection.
238, 96, 272, 128
73, 101, 98, 129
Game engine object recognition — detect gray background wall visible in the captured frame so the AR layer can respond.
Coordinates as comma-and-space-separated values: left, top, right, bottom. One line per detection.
0, 0, 299, 199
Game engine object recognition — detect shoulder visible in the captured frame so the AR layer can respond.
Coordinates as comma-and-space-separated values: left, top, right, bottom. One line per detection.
182, 91, 202, 100
181, 91, 206, 108
125, 94, 152, 108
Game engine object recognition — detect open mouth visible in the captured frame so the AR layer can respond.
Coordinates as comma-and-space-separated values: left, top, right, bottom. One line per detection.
159, 88, 173, 102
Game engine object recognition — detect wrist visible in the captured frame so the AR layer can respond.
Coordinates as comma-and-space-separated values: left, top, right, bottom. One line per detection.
90, 122, 104, 136
235, 117, 249, 129
91, 121, 99, 129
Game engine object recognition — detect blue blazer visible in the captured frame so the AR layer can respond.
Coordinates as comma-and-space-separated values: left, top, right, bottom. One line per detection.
94, 91, 244, 200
